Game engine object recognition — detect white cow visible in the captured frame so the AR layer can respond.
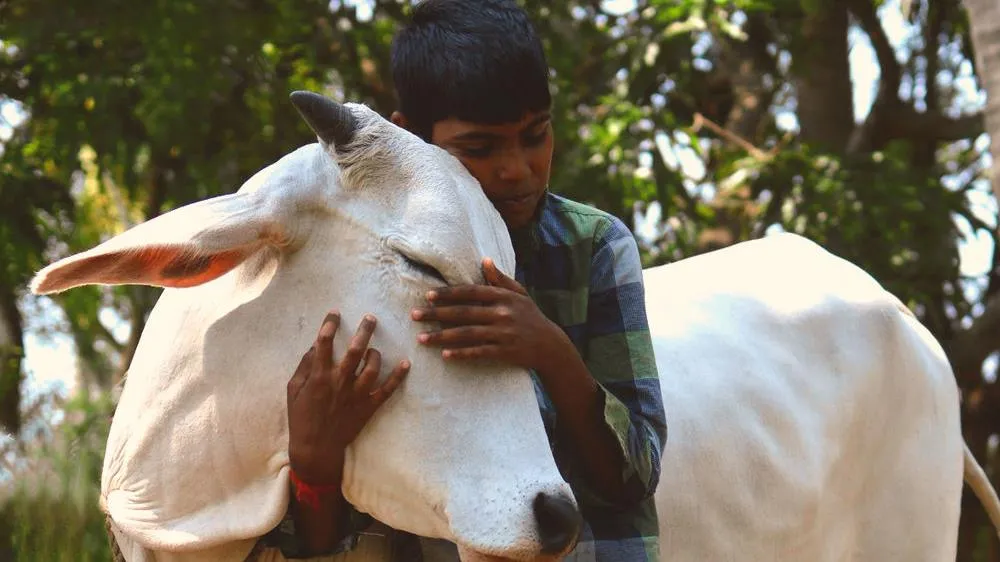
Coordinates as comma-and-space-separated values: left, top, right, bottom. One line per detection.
32, 92, 580, 562
644, 233, 1000, 561
31, 92, 1000, 562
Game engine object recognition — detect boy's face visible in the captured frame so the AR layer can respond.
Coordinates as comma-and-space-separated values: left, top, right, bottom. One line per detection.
394, 110, 554, 230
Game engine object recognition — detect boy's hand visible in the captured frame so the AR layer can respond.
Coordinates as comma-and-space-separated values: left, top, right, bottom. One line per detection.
412, 258, 563, 370
287, 311, 409, 485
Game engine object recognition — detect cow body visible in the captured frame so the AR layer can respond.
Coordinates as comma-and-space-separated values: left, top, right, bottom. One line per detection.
646, 233, 970, 561
31, 94, 1000, 562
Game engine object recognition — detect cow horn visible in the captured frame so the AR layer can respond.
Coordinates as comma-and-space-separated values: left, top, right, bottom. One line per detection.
289, 91, 358, 149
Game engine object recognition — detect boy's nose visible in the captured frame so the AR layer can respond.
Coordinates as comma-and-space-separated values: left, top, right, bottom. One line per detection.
497, 149, 531, 182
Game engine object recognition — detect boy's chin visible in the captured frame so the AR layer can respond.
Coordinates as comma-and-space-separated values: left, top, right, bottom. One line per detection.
496, 198, 543, 230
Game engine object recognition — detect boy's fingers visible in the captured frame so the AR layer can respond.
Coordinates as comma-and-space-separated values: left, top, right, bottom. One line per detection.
482, 258, 526, 295
482, 258, 500, 283
411, 305, 495, 324
442, 345, 504, 361
354, 348, 381, 393
418, 326, 499, 347
287, 347, 316, 401
341, 314, 376, 382
315, 311, 340, 375
371, 360, 410, 403
428, 285, 505, 303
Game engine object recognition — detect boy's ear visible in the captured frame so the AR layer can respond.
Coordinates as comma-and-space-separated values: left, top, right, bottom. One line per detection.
390, 111, 410, 130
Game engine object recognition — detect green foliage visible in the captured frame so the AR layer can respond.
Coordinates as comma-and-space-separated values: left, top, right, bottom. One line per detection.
1, 391, 113, 561
1, 0, 998, 558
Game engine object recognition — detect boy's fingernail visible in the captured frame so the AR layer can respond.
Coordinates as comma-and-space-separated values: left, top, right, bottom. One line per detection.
426, 291, 437, 301
417, 333, 429, 343
320, 321, 335, 337
411, 309, 423, 319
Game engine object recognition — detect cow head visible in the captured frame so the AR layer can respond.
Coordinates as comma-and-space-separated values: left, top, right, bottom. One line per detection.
31, 92, 580, 561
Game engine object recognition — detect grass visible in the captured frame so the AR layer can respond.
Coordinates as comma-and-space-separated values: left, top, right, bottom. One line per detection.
1, 390, 113, 561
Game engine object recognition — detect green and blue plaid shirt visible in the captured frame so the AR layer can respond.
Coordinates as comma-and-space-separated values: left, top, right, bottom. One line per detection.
512, 192, 665, 561
264, 192, 667, 561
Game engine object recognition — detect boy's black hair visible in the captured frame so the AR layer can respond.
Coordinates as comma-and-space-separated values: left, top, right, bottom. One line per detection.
391, 0, 552, 141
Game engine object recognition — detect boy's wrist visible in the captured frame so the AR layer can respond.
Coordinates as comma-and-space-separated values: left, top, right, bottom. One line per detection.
533, 321, 587, 387
289, 446, 347, 488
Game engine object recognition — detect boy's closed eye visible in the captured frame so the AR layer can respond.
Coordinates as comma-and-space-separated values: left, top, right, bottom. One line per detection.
521, 127, 549, 147
458, 127, 549, 158
459, 143, 495, 158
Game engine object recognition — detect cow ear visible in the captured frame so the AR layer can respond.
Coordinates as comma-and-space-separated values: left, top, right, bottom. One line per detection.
30, 193, 286, 295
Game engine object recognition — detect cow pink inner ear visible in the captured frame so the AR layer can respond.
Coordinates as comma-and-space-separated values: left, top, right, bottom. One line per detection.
155, 247, 253, 288
33, 244, 257, 294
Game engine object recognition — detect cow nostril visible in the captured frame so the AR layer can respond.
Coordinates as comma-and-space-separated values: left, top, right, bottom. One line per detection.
533, 492, 582, 555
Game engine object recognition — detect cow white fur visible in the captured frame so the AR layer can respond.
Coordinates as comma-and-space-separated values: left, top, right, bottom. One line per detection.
645, 233, 1000, 561
31, 93, 1000, 561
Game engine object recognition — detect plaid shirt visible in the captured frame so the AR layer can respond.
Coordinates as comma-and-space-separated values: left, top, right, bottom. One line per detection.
263, 192, 667, 561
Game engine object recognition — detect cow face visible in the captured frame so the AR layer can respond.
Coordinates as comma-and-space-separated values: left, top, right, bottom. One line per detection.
30, 92, 579, 561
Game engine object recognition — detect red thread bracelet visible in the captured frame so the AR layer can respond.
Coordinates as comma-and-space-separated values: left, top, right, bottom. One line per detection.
289, 468, 341, 511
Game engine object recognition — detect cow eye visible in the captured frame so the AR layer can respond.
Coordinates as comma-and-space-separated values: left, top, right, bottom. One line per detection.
400, 253, 447, 284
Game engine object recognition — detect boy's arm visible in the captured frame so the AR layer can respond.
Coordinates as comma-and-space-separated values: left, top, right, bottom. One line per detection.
261, 494, 374, 558
569, 216, 667, 505
524, 216, 665, 506
263, 312, 405, 557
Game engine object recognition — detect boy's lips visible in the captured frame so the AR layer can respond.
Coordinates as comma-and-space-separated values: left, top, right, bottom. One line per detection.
504, 194, 533, 204
491, 191, 541, 226
496, 193, 534, 206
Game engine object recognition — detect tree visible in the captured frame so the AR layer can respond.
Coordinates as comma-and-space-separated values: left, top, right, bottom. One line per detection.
956, 0, 1000, 555
2, 0, 1000, 558
963, 0, 1000, 204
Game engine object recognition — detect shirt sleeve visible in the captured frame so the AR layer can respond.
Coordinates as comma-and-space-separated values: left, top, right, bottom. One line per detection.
578, 215, 667, 507
259, 493, 374, 559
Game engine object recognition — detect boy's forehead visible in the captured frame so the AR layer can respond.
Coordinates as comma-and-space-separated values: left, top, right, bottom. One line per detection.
434, 111, 551, 141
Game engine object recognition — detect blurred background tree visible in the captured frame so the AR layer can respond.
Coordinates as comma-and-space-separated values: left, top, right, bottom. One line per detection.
2, 0, 1000, 559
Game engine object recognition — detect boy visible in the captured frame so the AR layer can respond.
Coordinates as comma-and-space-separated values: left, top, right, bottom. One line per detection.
265, 1, 667, 560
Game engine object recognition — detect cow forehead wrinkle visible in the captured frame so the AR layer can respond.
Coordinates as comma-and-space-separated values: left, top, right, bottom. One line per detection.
333, 104, 481, 208
332, 105, 424, 188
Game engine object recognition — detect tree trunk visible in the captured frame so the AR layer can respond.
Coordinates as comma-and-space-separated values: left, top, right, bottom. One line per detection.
0, 286, 23, 435
964, 0, 1000, 202
957, 3, 1000, 559
790, 3, 855, 150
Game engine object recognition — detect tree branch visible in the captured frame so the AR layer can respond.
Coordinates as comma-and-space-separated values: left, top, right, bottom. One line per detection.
949, 293, 1000, 389
846, 0, 901, 90
844, 0, 903, 154
893, 108, 985, 141
850, 103, 984, 154
717, 12, 780, 142
911, 0, 944, 167
93, 316, 124, 354
691, 112, 773, 161
952, 206, 1000, 389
